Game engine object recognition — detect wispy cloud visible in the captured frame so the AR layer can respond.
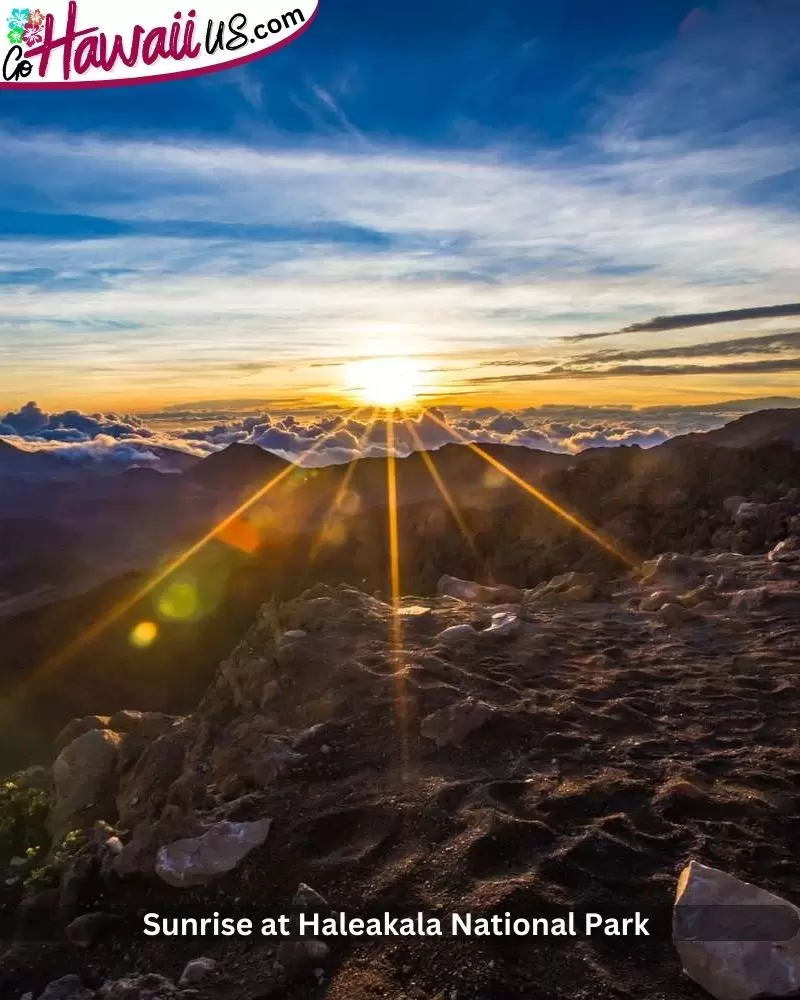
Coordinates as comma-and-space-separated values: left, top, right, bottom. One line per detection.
566, 304, 800, 342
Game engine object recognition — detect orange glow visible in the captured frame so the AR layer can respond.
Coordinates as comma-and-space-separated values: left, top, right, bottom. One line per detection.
217, 516, 263, 555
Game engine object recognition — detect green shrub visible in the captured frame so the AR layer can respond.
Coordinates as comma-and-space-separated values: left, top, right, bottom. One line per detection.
25, 828, 88, 890
0, 780, 51, 865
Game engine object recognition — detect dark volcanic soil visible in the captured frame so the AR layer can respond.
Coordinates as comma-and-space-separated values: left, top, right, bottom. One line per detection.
2, 554, 800, 999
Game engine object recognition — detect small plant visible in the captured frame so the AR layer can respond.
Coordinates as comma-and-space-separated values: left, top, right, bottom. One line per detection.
0, 780, 51, 866
25, 828, 88, 890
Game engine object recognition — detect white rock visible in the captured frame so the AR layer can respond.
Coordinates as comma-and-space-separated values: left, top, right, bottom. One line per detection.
179, 957, 217, 987
483, 611, 522, 636
674, 860, 800, 1000
435, 624, 478, 644
421, 698, 494, 747
283, 629, 308, 640
155, 818, 272, 888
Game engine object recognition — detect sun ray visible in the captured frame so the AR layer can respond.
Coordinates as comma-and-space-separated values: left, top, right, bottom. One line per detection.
385, 414, 409, 771
9, 409, 364, 701
403, 418, 484, 567
308, 408, 378, 561
422, 409, 639, 570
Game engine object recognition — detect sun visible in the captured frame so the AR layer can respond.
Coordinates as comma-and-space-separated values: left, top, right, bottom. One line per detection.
342, 357, 423, 407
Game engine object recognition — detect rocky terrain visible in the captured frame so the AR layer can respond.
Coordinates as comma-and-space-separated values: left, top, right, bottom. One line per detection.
1, 500, 800, 1000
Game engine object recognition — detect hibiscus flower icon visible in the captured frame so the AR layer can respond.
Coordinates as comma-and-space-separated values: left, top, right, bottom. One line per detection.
23, 20, 41, 44
27, 7, 44, 26
7, 24, 24, 44
6, 7, 30, 31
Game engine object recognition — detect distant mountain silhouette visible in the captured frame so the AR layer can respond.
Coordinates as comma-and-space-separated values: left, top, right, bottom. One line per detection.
0, 439, 78, 482
184, 442, 293, 491
0, 437, 198, 481
671, 408, 800, 449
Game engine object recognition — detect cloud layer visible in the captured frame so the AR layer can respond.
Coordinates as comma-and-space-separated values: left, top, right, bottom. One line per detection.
4, 397, 796, 471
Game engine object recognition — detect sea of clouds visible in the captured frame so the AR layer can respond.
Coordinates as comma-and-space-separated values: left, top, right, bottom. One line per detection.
1, 398, 789, 472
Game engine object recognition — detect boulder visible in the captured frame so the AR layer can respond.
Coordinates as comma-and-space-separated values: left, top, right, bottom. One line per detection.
437, 575, 521, 604
658, 603, 697, 627
641, 553, 705, 587
733, 501, 769, 523
36, 976, 94, 1000
97, 975, 179, 999
54, 716, 110, 755
641, 590, 673, 612
673, 860, 800, 1000
50, 729, 122, 838
421, 698, 494, 748
178, 958, 217, 987
106, 711, 178, 741
155, 818, 272, 888
729, 588, 770, 612
65, 912, 117, 949
435, 624, 478, 644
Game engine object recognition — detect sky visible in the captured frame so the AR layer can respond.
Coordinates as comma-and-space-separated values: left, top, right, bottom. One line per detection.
1, 0, 800, 424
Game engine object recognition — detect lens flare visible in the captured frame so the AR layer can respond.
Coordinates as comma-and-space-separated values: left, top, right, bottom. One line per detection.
157, 579, 199, 621
129, 621, 158, 648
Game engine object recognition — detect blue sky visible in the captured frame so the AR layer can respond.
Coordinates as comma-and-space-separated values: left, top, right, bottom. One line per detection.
1, 0, 800, 411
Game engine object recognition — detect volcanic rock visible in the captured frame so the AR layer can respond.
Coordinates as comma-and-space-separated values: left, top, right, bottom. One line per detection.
65, 912, 117, 949
178, 958, 217, 987
437, 574, 522, 603
420, 698, 494, 747
640, 590, 672, 612
96, 974, 179, 999
435, 624, 478, 644
50, 729, 122, 838
54, 717, 111, 755
277, 883, 332, 977
658, 603, 697, 627
154, 818, 272, 888
768, 537, 800, 563
482, 610, 522, 636
673, 860, 800, 1000
36, 976, 94, 1000
729, 588, 770, 611
106, 711, 179, 741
